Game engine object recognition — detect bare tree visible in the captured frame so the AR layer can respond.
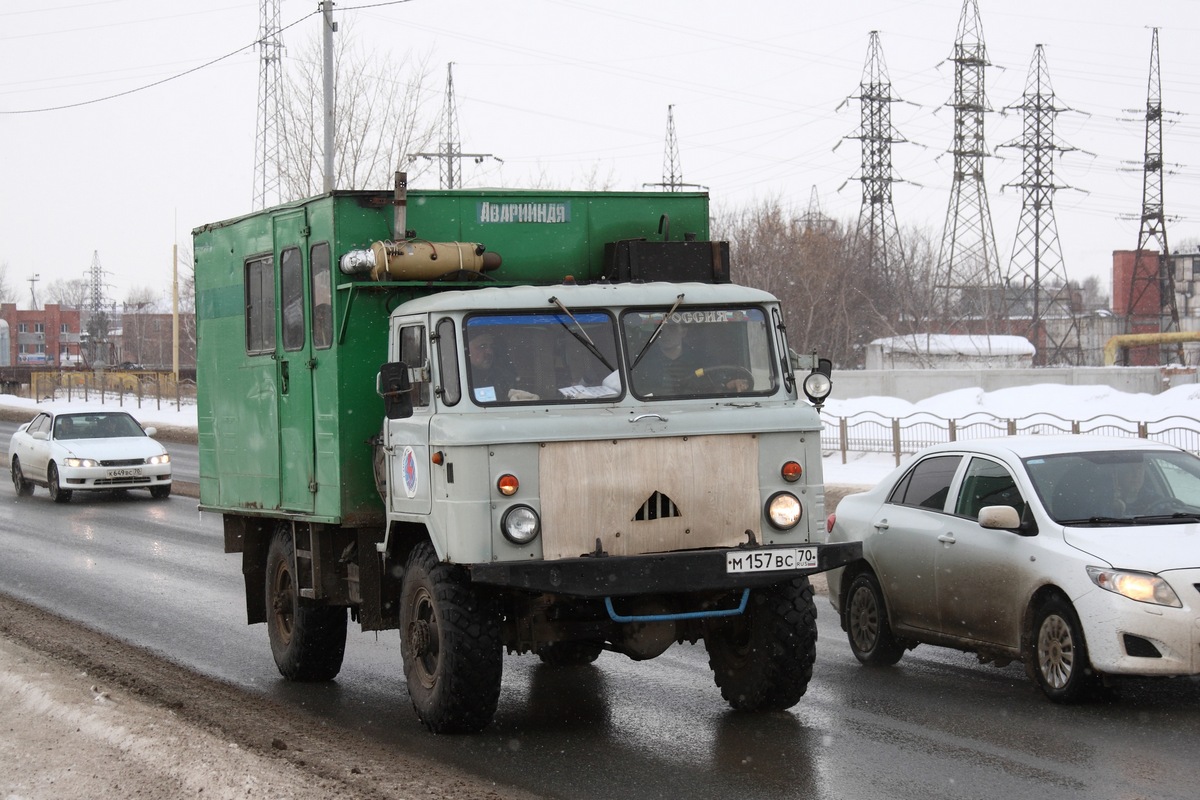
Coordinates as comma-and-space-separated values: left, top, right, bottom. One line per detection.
279, 25, 439, 199
44, 278, 89, 308
0, 261, 16, 304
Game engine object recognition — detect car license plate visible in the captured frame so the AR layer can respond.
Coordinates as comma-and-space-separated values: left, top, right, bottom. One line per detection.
726, 546, 819, 574
108, 468, 143, 478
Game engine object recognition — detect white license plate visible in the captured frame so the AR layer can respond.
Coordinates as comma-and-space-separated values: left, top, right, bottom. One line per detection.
108, 468, 143, 478
726, 546, 819, 574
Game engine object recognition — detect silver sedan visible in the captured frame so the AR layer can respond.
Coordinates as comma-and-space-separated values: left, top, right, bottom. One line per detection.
825, 435, 1200, 702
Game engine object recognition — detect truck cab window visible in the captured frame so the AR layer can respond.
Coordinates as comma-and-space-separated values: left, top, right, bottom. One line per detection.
623, 307, 776, 400
435, 317, 461, 406
464, 311, 620, 406
399, 325, 429, 407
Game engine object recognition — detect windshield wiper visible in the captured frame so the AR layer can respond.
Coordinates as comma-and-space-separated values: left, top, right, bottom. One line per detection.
548, 295, 615, 372
1131, 512, 1200, 524
1058, 516, 1133, 526
631, 293, 685, 369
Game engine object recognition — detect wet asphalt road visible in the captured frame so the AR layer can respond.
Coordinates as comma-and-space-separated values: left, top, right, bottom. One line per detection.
1, 480, 1198, 800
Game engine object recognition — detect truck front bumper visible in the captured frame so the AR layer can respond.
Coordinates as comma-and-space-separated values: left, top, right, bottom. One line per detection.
468, 541, 863, 597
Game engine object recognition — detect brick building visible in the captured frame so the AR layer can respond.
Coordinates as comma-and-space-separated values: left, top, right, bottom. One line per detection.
0, 303, 83, 367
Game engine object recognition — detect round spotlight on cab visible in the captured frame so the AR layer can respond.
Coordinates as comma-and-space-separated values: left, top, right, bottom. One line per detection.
802, 370, 832, 405
501, 505, 541, 544
766, 492, 802, 530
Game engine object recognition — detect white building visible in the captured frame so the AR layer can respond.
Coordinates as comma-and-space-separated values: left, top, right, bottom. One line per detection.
865, 334, 1036, 370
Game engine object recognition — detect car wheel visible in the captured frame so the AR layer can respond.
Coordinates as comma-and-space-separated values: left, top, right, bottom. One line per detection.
400, 541, 503, 733
11, 457, 34, 497
845, 571, 906, 666
265, 527, 347, 681
1029, 596, 1096, 703
703, 577, 817, 712
536, 640, 604, 666
47, 463, 72, 504
150, 484, 171, 499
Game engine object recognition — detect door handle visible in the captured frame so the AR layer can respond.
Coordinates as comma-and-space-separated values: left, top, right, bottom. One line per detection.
280, 360, 289, 394
873, 519, 889, 531
937, 533, 956, 544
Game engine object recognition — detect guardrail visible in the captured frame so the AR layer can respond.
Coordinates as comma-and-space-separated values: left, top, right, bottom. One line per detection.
824, 410, 1200, 465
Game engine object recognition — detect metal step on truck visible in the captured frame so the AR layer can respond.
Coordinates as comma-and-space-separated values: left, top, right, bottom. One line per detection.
193, 176, 861, 733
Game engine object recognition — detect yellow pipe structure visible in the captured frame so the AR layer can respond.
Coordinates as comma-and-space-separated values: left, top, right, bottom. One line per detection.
1103, 331, 1200, 366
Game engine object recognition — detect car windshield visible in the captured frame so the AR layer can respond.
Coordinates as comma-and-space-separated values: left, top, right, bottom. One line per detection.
622, 307, 777, 400
55, 413, 145, 440
465, 311, 621, 405
1025, 449, 1200, 524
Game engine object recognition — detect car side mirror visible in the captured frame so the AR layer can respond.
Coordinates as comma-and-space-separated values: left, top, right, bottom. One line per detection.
31, 430, 48, 441
978, 505, 1020, 530
377, 362, 414, 420
143, 426, 157, 437
979, 504, 1038, 536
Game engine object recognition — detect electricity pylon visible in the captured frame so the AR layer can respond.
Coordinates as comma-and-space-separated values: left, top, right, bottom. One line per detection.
644, 105, 706, 191
411, 63, 501, 189
253, 0, 284, 210
999, 45, 1081, 366
847, 31, 906, 285
934, 0, 1003, 323
1125, 27, 1184, 364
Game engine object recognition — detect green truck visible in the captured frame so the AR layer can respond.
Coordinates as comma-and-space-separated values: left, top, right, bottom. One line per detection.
194, 179, 860, 733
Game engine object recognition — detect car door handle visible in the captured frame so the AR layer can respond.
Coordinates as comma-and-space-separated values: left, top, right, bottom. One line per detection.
937, 533, 956, 544
873, 520, 889, 531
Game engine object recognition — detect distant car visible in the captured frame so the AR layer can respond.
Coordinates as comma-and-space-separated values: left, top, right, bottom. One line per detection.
9, 410, 172, 503
825, 435, 1200, 702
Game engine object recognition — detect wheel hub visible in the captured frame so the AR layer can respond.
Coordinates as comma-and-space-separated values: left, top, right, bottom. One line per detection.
408, 619, 432, 656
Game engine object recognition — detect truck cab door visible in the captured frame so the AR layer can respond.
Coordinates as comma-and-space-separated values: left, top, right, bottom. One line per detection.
273, 210, 316, 514
386, 318, 433, 516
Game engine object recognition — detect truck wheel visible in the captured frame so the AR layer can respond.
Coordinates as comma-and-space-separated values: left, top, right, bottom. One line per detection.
703, 578, 817, 712
537, 640, 604, 666
1029, 595, 1096, 703
47, 463, 72, 503
11, 458, 34, 497
845, 572, 905, 666
400, 541, 502, 733
265, 529, 347, 682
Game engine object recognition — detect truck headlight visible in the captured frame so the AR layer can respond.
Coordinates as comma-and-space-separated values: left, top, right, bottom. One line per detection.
501, 505, 541, 544
1086, 566, 1181, 607
766, 492, 802, 530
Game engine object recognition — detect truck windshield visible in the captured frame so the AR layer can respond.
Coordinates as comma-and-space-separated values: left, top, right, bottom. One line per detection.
465, 312, 621, 405
622, 307, 777, 400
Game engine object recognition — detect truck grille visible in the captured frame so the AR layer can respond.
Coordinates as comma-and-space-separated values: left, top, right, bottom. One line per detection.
538, 434, 760, 560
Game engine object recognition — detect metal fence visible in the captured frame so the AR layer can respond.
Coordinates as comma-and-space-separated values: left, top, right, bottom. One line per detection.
26, 370, 198, 413
825, 410, 1200, 465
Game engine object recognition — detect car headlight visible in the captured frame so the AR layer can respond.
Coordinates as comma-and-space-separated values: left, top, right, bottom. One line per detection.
64, 457, 99, 468
1086, 566, 1182, 608
501, 505, 540, 544
147, 453, 171, 465
766, 492, 802, 530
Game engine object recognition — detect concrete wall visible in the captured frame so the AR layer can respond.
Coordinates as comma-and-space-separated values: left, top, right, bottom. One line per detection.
833, 366, 1196, 402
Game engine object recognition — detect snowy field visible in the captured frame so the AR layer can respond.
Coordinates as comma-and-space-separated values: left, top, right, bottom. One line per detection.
4, 382, 1200, 490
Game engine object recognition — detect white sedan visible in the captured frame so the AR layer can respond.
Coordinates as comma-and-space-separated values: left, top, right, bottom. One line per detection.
9, 410, 172, 503
825, 435, 1200, 702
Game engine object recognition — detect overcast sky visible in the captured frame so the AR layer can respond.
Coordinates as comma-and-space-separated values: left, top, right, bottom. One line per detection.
1, 0, 1197, 309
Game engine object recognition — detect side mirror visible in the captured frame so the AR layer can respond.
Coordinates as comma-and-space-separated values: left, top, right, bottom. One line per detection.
143, 426, 158, 437
377, 362, 414, 420
979, 504, 1039, 536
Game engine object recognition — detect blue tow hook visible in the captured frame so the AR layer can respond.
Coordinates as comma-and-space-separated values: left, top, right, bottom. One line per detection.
603, 589, 750, 623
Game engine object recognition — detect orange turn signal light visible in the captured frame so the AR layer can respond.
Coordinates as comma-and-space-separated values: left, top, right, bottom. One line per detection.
781, 461, 802, 483
497, 474, 519, 496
